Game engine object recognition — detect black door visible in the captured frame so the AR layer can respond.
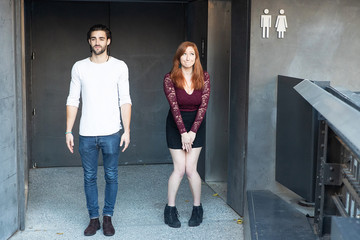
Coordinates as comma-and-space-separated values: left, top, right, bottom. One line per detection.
30, 0, 185, 167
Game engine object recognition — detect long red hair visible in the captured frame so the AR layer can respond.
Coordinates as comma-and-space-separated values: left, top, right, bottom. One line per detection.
170, 41, 204, 90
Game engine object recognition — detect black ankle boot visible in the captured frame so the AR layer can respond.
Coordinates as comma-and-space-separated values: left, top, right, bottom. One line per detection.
188, 204, 203, 227
164, 204, 181, 228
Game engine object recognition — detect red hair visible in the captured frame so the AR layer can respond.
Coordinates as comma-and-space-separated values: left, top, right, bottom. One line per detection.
170, 41, 204, 90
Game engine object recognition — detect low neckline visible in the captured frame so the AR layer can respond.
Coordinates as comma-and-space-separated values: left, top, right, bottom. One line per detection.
183, 88, 194, 95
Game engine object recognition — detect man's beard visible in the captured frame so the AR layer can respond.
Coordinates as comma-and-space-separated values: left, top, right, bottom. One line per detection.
91, 45, 107, 55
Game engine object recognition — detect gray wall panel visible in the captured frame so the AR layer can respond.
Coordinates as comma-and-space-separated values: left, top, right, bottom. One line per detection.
0, 145, 16, 184
0, 175, 18, 239
0, 0, 18, 239
206, 0, 231, 182
227, 0, 250, 216
0, 98, 16, 148
15, 0, 27, 230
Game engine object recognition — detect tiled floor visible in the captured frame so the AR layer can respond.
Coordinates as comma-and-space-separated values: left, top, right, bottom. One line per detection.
10, 164, 243, 240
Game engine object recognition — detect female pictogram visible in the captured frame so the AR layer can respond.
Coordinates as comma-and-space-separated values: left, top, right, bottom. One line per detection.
275, 9, 288, 38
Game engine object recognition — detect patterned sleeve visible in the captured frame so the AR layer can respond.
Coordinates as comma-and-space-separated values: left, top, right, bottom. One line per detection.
190, 72, 210, 133
163, 74, 187, 134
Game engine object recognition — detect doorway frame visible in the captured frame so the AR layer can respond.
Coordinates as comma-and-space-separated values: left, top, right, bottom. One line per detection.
15, 0, 251, 233
14, 0, 28, 231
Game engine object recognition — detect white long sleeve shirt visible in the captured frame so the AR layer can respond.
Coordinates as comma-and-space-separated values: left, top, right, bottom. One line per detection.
66, 57, 132, 136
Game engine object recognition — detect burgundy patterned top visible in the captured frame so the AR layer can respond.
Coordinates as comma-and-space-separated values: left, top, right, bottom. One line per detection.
163, 71, 210, 134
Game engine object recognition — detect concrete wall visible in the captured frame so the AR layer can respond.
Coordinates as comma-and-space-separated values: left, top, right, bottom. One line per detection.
247, 0, 360, 192
206, 0, 231, 182
227, 0, 250, 216
0, 0, 19, 239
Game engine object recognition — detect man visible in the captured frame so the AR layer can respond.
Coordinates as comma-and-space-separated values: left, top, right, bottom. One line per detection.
65, 24, 132, 237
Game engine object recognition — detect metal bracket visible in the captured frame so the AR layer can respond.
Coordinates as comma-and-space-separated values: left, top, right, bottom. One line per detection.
324, 163, 342, 186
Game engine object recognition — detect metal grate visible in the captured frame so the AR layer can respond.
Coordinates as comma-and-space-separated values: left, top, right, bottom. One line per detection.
340, 141, 360, 218
314, 123, 360, 236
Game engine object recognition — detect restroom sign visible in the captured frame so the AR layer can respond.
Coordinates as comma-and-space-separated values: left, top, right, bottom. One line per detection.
261, 9, 288, 39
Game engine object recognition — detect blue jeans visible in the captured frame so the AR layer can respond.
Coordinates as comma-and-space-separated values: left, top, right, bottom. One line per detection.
79, 131, 120, 219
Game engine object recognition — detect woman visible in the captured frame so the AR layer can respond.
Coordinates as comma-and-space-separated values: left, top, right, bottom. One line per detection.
163, 41, 210, 228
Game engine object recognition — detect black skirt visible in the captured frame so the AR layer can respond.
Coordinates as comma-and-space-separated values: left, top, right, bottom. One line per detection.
166, 110, 206, 149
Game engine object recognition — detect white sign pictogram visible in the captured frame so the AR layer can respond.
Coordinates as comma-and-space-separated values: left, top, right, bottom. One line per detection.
261, 9, 271, 39
275, 9, 288, 39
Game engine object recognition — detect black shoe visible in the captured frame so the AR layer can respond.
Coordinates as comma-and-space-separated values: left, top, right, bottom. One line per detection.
84, 218, 100, 236
188, 204, 203, 227
164, 204, 181, 228
103, 216, 115, 236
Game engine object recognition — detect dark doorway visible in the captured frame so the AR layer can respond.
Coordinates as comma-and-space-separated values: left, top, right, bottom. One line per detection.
28, 0, 207, 168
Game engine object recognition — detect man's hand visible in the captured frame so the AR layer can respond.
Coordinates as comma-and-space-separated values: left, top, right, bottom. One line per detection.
120, 103, 131, 152
120, 131, 130, 152
66, 133, 74, 153
66, 106, 78, 154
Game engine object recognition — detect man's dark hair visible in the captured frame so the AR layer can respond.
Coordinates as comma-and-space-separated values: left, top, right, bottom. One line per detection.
87, 24, 112, 54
